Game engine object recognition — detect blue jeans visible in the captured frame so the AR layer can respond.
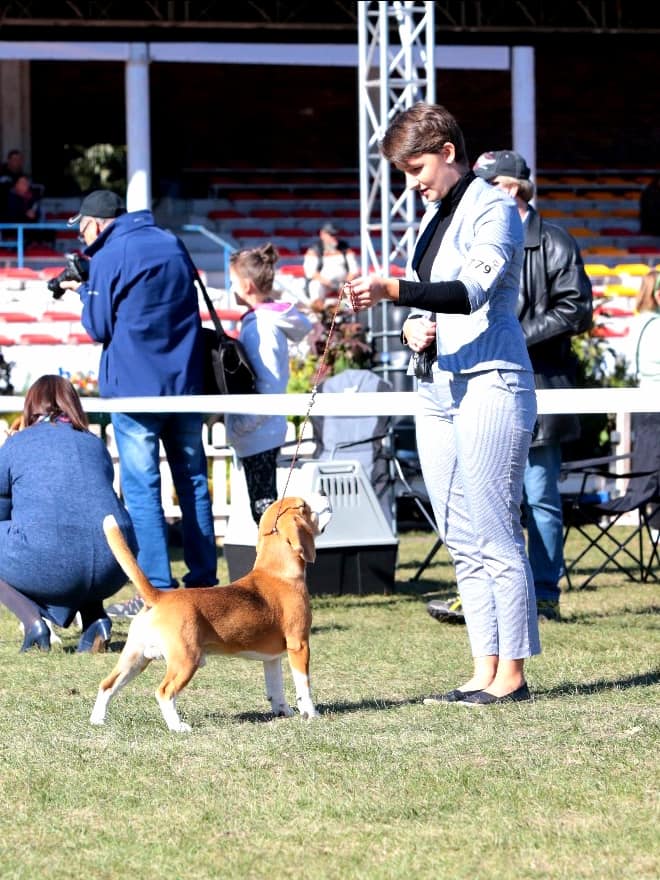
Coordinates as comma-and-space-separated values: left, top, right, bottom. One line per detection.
523, 443, 564, 604
111, 412, 218, 590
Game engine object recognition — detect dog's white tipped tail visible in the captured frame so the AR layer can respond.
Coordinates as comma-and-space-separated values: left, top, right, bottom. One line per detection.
103, 515, 161, 607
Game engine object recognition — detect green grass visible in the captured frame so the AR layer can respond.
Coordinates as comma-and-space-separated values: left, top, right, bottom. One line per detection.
0, 528, 657, 880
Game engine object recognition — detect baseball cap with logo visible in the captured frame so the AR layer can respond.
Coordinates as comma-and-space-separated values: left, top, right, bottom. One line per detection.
473, 150, 531, 182
68, 190, 126, 226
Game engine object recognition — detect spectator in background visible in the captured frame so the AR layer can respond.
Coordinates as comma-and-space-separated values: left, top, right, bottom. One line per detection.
226, 243, 312, 524
0, 150, 46, 236
61, 189, 219, 620
629, 268, 660, 385
627, 268, 660, 540
639, 174, 660, 236
6, 174, 41, 224
428, 149, 593, 625
0, 149, 27, 223
0, 375, 137, 653
303, 222, 359, 304
0, 148, 26, 186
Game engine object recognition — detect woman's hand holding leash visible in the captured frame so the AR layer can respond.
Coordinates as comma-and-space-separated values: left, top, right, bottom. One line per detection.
345, 279, 437, 354
347, 276, 400, 312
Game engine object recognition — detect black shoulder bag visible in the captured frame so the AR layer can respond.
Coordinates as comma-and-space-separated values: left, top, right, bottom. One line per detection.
194, 268, 257, 396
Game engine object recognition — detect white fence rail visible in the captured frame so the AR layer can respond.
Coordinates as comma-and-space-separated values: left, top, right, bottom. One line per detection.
1, 388, 657, 538
1, 387, 659, 417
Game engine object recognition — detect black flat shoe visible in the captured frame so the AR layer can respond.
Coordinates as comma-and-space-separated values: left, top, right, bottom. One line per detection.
20, 618, 51, 653
423, 688, 481, 704
459, 683, 531, 705
77, 617, 111, 653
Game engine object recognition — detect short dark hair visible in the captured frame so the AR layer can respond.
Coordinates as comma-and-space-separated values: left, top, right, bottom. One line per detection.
22, 374, 89, 431
380, 101, 468, 167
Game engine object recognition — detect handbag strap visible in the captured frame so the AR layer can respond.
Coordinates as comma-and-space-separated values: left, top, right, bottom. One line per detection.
175, 233, 230, 340
194, 266, 230, 339
635, 314, 660, 378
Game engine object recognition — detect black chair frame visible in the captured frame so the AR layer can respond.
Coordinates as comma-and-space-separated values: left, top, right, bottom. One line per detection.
561, 453, 660, 590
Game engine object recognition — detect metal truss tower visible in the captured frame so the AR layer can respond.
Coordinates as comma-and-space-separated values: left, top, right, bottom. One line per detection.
357, 1, 435, 387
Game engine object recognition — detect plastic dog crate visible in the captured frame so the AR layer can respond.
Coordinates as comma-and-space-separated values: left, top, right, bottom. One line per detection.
223, 460, 399, 595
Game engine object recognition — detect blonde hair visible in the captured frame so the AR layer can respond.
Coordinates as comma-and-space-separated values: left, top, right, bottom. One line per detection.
495, 175, 536, 203
636, 269, 660, 314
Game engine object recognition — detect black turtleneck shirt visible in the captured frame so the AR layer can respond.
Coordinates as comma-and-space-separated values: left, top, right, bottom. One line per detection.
398, 170, 474, 314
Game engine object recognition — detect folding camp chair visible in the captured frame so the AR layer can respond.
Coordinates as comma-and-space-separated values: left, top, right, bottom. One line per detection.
561, 416, 660, 589
388, 415, 442, 579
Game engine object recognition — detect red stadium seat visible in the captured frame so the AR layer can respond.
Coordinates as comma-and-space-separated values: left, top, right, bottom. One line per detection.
278, 263, 305, 278
0, 267, 41, 280
0, 312, 37, 322
18, 333, 64, 344
67, 332, 95, 344
42, 310, 82, 321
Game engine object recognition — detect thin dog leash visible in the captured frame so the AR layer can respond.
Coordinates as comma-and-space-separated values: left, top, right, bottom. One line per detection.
272, 282, 353, 529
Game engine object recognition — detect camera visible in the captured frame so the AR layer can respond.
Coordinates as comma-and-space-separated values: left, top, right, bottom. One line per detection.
47, 253, 90, 299
412, 341, 437, 379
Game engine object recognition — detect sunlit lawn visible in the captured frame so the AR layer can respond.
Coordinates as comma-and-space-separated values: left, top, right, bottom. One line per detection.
0, 526, 657, 880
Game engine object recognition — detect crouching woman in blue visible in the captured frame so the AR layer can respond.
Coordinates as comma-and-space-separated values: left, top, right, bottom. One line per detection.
349, 102, 540, 704
0, 375, 137, 653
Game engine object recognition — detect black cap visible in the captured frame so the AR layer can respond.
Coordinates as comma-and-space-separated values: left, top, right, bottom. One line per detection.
68, 190, 126, 226
473, 150, 531, 182
320, 222, 339, 236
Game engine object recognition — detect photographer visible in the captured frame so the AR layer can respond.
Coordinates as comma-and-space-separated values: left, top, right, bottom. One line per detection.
60, 190, 218, 617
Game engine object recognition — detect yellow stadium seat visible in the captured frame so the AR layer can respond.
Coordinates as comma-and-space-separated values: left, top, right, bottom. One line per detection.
613, 263, 653, 277
584, 263, 614, 276
573, 208, 607, 218
602, 283, 639, 298
583, 246, 629, 256
598, 176, 632, 186
543, 191, 579, 200
583, 264, 621, 282
584, 190, 620, 200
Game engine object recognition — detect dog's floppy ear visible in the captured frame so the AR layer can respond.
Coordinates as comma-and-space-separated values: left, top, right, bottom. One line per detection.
255, 499, 281, 555
278, 504, 317, 563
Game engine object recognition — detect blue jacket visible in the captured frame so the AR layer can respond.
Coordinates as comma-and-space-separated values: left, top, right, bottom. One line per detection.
0, 422, 137, 627
78, 210, 204, 397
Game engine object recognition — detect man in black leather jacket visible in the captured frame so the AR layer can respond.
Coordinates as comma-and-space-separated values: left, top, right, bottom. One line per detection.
428, 150, 592, 623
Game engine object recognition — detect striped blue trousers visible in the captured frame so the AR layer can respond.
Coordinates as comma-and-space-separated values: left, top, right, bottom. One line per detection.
416, 369, 541, 660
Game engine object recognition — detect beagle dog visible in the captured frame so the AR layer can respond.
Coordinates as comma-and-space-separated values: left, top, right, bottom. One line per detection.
90, 494, 332, 733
